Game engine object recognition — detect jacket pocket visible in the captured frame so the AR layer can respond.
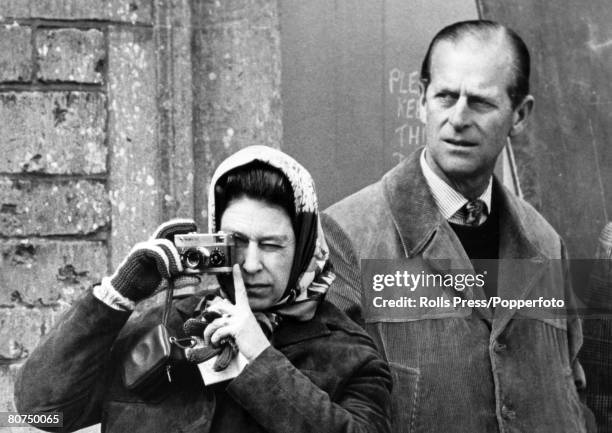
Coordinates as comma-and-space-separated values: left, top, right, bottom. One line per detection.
389, 362, 420, 433
562, 366, 589, 433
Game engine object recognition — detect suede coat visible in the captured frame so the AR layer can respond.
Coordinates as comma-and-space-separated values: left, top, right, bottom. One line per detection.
322, 150, 589, 433
14, 292, 391, 433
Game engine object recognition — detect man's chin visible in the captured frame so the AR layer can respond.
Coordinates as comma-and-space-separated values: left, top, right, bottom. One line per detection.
435, 150, 495, 178
434, 156, 480, 179
442, 161, 482, 178
440, 143, 483, 161
429, 144, 483, 178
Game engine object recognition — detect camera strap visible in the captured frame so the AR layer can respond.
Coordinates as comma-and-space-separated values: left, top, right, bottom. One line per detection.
162, 278, 174, 327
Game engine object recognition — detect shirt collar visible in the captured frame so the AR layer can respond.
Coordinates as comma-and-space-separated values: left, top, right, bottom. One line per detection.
419, 148, 492, 220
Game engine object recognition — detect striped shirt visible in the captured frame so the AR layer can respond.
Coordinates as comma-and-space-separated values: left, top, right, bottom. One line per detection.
419, 149, 492, 226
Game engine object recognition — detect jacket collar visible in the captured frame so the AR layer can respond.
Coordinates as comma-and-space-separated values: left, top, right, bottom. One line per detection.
382, 149, 445, 258
382, 149, 544, 261
494, 179, 544, 261
383, 149, 547, 329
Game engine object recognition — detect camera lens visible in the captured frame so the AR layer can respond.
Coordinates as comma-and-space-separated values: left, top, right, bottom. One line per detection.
184, 249, 202, 269
209, 248, 226, 266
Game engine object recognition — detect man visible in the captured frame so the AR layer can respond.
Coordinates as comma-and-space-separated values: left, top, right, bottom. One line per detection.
581, 222, 612, 431
322, 20, 591, 432
14, 146, 391, 433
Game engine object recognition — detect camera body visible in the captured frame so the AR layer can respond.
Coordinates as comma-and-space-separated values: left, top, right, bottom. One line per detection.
174, 232, 236, 274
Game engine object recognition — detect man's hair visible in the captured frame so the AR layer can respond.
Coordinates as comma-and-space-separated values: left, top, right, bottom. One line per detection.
419, 20, 530, 108
214, 161, 295, 227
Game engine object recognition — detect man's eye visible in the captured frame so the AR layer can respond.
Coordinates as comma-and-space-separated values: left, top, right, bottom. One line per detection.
470, 99, 494, 110
436, 93, 457, 105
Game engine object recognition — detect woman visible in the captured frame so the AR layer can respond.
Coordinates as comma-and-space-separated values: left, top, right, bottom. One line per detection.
15, 145, 391, 433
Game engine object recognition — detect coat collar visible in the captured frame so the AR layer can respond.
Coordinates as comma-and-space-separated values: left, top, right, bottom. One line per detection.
382, 149, 445, 258
382, 148, 545, 260
383, 149, 547, 329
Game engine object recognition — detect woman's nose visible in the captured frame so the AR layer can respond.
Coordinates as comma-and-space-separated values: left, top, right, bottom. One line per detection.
240, 242, 263, 274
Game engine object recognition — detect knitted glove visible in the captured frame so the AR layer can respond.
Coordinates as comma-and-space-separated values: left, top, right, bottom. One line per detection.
151, 219, 198, 243
110, 219, 197, 302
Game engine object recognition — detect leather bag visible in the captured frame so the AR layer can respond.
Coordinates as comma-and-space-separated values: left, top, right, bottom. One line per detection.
122, 281, 180, 392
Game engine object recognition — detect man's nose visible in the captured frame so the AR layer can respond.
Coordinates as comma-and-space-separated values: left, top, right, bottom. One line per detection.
240, 242, 263, 274
448, 97, 470, 130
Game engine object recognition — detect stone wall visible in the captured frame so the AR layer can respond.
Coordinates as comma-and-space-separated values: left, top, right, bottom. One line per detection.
0, 13, 117, 430
0, 1, 282, 430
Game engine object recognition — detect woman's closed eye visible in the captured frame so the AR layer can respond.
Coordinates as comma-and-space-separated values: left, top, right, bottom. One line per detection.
233, 234, 249, 247
260, 241, 285, 251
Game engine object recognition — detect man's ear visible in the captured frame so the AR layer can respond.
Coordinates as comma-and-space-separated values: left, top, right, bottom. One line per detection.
509, 94, 534, 137
418, 81, 428, 124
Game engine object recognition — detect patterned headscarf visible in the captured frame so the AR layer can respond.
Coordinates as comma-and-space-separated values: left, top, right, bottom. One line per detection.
208, 145, 334, 321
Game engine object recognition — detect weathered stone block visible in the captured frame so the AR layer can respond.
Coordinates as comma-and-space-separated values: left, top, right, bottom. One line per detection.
0, 0, 152, 24
0, 25, 32, 82
0, 306, 64, 361
0, 178, 110, 236
0, 364, 20, 411
0, 240, 108, 305
36, 28, 105, 83
1, 363, 101, 432
0, 92, 107, 174
108, 27, 160, 266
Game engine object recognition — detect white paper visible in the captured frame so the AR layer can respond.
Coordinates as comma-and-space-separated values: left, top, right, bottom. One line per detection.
197, 352, 249, 385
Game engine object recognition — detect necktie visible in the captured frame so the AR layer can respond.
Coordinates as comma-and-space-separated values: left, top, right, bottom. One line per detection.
465, 199, 488, 226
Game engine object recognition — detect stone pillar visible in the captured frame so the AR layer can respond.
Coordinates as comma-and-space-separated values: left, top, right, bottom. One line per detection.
191, 0, 282, 228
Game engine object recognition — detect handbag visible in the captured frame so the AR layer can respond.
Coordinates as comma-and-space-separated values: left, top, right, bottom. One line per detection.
122, 280, 185, 392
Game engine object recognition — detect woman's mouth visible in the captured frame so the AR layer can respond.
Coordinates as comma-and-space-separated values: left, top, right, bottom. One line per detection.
244, 283, 270, 291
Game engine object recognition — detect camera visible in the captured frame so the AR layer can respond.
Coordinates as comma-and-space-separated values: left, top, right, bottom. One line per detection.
174, 232, 236, 274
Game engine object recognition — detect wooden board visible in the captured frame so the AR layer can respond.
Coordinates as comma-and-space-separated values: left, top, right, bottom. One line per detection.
280, 0, 478, 208
478, 0, 612, 259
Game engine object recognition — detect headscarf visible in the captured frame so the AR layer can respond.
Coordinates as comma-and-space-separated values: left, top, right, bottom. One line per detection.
207, 145, 334, 321
183, 146, 335, 369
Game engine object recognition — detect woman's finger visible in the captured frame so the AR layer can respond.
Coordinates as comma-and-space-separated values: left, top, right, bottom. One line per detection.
203, 316, 231, 345
210, 325, 235, 346
205, 298, 235, 316
232, 264, 249, 308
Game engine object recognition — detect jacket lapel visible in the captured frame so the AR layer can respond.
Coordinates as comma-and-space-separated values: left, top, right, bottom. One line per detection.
382, 151, 493, 321
381, 150, 441, 259
491, 180, 546, 336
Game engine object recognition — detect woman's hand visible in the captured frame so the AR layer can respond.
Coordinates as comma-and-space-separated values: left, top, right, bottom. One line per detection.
203, 265, 271, 362
109, 219, 198, 302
